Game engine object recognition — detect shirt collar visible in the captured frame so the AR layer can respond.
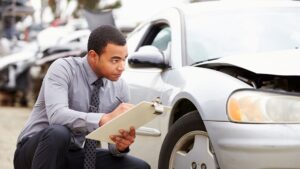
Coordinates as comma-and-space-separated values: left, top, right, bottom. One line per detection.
82, 56, 108, 87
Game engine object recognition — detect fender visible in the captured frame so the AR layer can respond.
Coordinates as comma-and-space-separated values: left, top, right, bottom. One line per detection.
162, 66, 251, 124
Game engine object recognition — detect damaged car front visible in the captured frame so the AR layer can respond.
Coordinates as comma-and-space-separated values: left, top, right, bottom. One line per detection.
195, 49, 300, 169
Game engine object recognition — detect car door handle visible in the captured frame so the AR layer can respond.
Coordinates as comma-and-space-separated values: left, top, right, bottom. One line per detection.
136, 127, 161, 137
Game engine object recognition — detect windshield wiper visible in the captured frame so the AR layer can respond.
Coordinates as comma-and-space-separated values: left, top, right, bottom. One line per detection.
191, 57, 220, 66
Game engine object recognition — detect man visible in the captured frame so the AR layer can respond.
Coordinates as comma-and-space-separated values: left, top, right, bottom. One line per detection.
14, 25, 150, 169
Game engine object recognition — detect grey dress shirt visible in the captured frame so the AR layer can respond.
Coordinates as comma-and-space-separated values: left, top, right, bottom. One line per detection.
17, 56, 130, 154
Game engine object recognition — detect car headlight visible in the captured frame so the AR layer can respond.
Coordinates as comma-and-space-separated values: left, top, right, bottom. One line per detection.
227, 89, 300, 123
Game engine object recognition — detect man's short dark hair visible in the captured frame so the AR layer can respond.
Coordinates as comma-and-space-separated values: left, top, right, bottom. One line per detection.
87, 25, 126, 55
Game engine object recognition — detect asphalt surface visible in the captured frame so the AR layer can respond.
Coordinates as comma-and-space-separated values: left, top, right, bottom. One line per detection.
0, 106, 30, 169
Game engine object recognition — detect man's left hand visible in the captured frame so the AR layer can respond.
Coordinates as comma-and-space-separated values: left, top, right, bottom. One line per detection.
110, 127, 135, 152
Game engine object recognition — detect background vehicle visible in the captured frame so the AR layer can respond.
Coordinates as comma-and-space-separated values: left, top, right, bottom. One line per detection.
0, 25, 89, 106
122, 1, 300, 169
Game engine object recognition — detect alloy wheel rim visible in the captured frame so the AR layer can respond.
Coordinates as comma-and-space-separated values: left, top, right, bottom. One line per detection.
169, 131, 217, 169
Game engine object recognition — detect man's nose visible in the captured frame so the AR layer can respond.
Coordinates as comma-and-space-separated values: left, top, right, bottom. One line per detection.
117, 61, 125, 71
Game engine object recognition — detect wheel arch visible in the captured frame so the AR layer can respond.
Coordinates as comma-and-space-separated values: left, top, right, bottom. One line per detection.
168, 92, 206, 131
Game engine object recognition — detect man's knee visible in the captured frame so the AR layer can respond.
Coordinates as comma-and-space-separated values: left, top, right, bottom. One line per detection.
139, 161, 151, 169
43, 125, 71, 148
133, 159, 151, 169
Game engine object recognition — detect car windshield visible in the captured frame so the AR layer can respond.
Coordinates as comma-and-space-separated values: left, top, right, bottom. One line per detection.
185, 7, 300, 65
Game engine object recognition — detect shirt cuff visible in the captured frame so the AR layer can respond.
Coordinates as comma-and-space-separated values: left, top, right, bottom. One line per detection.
86, 113, 103, 132
108, 143, 130, 157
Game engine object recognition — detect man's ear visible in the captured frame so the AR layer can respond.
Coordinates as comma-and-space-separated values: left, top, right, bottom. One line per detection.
88, 50, 97, 62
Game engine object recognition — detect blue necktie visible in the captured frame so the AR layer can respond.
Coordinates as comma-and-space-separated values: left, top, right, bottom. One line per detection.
84, 79, 102, 169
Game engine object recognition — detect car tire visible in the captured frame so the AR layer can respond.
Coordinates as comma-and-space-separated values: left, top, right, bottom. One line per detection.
158, 111, 218, 169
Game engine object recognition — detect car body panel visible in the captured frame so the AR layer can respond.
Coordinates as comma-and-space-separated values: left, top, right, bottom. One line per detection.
161, 67, 251, 121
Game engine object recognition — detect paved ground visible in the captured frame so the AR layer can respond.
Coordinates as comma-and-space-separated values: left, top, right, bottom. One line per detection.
0, 106, 30, 169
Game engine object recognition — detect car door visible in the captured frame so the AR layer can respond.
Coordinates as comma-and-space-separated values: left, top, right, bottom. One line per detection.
122, 8, 184, 168
122, 23, 173, 166
124, 25, 171, 103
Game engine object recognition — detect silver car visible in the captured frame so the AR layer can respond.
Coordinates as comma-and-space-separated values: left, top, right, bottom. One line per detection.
122, 1, 300, 169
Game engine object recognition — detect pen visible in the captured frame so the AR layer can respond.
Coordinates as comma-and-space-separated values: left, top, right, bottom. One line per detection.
116, 96, 123, 103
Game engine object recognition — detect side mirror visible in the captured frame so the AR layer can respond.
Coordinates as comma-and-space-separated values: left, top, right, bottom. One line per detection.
128, 46, 169, 68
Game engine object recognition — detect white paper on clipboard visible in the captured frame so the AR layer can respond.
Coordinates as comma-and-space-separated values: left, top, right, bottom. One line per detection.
86, 101, 162, 144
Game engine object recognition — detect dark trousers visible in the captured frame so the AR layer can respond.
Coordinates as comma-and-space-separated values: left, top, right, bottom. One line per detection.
13, 125, 150, 169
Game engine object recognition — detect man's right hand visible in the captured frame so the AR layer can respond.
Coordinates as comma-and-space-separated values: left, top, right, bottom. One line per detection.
99, 103, 134, 126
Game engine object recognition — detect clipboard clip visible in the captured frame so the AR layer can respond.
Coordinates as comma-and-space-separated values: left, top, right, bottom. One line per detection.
152, 97, 164, 115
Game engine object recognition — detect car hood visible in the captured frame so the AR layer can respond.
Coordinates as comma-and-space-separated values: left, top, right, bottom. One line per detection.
200, 49, 300, 76
0, 51, 35, 69
0, 42, 38, 69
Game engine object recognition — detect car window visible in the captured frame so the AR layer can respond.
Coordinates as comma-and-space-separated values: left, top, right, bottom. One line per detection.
126, 24, 150, 53
138, 24, 171, 52
151, 27, 171, 52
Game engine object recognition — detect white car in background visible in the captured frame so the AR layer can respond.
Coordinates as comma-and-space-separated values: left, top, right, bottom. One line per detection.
0, 22, 89, 106
122, 1, 300, 169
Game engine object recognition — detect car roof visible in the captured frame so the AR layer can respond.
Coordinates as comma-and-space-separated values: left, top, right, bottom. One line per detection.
176, 0, 300, 13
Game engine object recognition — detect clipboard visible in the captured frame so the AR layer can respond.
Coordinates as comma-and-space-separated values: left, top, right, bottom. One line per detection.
86, 101, 164, 144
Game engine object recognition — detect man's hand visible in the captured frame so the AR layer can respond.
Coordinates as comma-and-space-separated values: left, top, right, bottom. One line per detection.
110, 127, 136, 152
99, 103, 134, 126
98, 103, 135, 151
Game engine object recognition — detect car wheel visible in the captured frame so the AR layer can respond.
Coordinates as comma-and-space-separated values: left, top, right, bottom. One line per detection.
158, 111, 218, 169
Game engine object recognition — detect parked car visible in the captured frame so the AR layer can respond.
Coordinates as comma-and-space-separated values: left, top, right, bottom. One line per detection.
0, 26, 89, 106
0, 41, 38, 106
122, 1, 300, 169
28, 47, 86, 105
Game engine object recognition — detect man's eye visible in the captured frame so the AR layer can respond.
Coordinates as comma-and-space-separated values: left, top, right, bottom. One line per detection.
111, 59, 119, 63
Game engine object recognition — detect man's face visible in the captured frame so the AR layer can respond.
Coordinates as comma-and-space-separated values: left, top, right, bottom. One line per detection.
89, 43, 128, 81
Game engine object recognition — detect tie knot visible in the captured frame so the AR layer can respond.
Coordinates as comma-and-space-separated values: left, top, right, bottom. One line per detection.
92, 78, 103, 88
